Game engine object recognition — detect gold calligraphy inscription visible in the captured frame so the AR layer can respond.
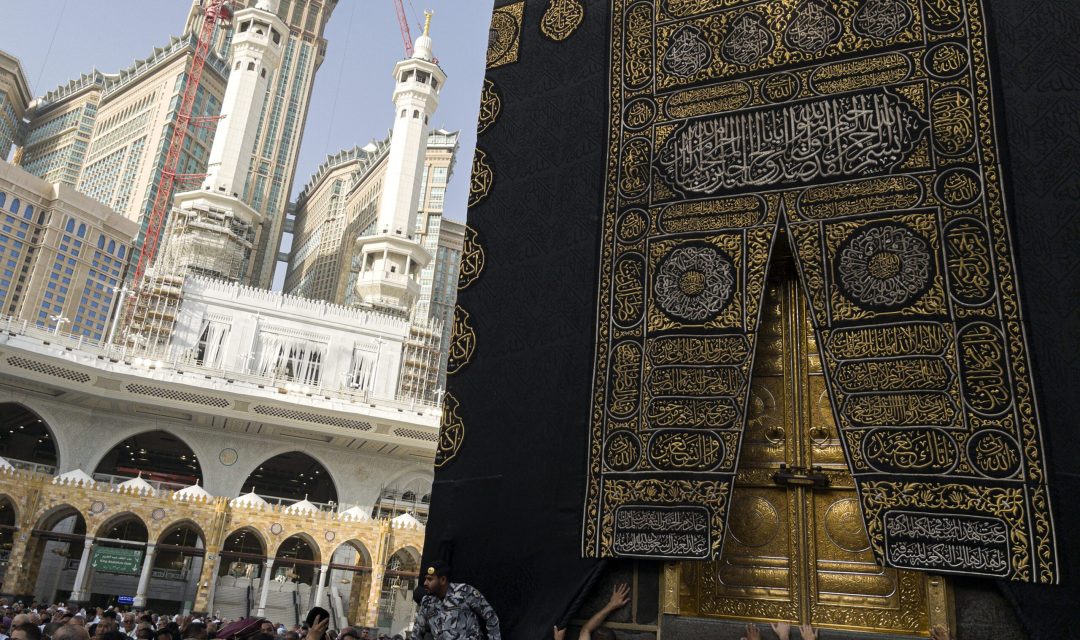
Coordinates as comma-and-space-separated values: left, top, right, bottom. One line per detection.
647, 335, 750, 366
796, 176, 923, 221
540, 0, 584, 42
613, 253, 646, 327
862, 427, 957, 474
664, 82, 753, 119
926, 42, 969, 79
826, 323, 948, 359
834, 357, 951, 393
458, 226, 485, 290
809, 52, 913, 95
842, 392, 958, 428
446, 306, 476, 376
617, 209, 650, 243
967, 430, 1020, 479
658, 196, 764, 233
648, 366, 743, 396
930, 88, 976, 155
648, 430, 726, 472
944, 219, 995, 305
486, 2, 524, 68
646, 397, 738, 429
605, 430, 642, 471
624, 98, 657, 131
477, 79, 501, 134
435, 393, 465, 468
957, 322, 1011, 416
624, 2, 653, 90
600, 480, 730, 558
653, 2, 922, 90
468, 148, 494, 208
608, 341, 643, 419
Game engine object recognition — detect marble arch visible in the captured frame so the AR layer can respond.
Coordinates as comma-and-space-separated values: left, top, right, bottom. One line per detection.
238, 450, 340, 505
221, 525, 269, 555
269, 531, 322, 563
93, 510, 149, 539
0, 401, 63, 469
155, 518, 207, 545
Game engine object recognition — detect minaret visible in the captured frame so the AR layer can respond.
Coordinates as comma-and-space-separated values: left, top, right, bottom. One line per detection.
353, 13, 445, 312
163, 0, 287, 282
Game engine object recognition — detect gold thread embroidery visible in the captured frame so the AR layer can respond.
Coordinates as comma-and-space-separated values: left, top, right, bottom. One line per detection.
447, 306, 477, 376
487, 2, 525, 69
469, 148, 494, 208
541, 0, 585, 42
477, 79, 502, 134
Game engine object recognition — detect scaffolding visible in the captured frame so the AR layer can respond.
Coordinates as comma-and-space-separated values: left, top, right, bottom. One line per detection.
396, 314, 443, 403
126, 200, 257, 353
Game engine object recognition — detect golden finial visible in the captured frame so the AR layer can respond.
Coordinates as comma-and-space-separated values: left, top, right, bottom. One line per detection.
423, 10, 433, 37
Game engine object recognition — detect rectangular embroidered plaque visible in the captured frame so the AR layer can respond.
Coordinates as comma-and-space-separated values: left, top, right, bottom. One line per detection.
583, 0, 1059, 582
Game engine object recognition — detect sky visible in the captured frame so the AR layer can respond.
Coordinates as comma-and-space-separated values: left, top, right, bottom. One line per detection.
2, 0, 494, 223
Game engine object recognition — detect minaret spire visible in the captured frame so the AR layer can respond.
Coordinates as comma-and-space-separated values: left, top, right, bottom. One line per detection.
352, 15, 446, 311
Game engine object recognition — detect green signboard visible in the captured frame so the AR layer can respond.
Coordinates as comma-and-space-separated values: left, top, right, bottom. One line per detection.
90, 546, 143, 575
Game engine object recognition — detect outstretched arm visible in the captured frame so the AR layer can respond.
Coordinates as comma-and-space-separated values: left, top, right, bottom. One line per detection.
579, 584, 630, 640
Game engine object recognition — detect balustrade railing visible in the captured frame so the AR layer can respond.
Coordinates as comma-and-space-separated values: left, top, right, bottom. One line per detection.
0, 315, 440, 410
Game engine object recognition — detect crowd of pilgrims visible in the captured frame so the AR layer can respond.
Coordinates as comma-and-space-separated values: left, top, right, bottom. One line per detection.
0, 603, 401, 640
0, 576, 957, 640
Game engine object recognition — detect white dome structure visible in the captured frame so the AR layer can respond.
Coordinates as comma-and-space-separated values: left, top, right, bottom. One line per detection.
231, 489, 269, 508
391, 512, 424, 530
285, 497, 318, 514
173, 481, 212, 502
118, 473, 156, 495
338, 505, 371, 522
53, 469, 95, 487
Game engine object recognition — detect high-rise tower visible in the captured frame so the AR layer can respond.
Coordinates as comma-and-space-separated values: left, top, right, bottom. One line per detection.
353, 14, 445, 312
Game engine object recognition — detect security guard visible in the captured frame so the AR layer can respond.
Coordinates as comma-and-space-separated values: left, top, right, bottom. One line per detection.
412, 561, 500, 640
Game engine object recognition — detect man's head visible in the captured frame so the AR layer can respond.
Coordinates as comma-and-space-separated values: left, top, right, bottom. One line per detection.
95, 620, 118, 637
154, 629, 173, 640
258, 622, 273, 636
53, 624, 91, 640
184, 622, 206, 640
420, 561, 451, 599
100, 612, 117, 622
120, 615, 135, 632
70, 616, 86, 628
12, 623, 43, 640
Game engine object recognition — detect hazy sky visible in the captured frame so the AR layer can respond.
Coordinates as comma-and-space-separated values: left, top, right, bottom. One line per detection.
3, 0, 494, 223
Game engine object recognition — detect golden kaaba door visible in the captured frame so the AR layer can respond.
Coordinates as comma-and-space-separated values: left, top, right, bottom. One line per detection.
679, 256, 931, 635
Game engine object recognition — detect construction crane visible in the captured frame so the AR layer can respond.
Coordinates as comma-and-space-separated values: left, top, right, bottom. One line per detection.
126, 0, 234, 310
392, 0, 415, 57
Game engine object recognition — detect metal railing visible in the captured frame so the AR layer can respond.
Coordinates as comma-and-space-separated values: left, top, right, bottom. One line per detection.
0, 315, 441, 410
4, 457, 57, 475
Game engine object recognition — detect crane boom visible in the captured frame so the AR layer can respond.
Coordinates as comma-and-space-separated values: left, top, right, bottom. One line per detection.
393, 0, 414, 57
129, 0, 232, 294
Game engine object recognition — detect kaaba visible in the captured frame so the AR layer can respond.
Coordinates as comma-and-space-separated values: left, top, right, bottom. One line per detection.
425, 1, 1079, 638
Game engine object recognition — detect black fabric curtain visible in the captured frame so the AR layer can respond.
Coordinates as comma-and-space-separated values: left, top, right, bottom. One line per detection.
423, 1, 1080, 638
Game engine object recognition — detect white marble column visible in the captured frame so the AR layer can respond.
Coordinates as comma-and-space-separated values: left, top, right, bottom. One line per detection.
314, 564, 329, 608
256, 559, 274, 616
69, 537, 95, 602
133, 543, 157, 608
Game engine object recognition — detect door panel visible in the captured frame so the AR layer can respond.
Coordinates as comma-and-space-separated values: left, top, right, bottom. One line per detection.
681, 258, 930, 635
